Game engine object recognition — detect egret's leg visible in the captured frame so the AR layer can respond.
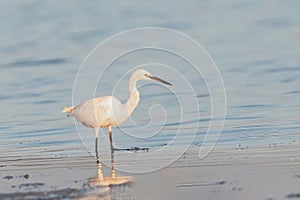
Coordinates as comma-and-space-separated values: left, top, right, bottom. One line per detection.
94, 127, 100, 154
95, 138, 98, 154
108, 126, 114, 151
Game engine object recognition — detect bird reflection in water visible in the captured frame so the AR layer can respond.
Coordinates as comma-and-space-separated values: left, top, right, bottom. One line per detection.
84, 151, 133, 200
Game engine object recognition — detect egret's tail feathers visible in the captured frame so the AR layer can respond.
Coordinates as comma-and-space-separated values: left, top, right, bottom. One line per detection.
62, 106, 75, 117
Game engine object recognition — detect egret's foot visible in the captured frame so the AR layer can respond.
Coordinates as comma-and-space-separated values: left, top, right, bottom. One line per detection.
114, 147, 149, 152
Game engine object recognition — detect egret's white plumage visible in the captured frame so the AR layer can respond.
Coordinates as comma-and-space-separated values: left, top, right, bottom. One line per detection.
62, 69, 171, 153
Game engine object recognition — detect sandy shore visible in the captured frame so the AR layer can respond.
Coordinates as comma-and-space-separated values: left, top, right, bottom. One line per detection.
1, 142, 300, 200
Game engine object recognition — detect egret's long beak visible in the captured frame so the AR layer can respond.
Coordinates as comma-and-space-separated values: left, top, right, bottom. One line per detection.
146, 74, 172, 86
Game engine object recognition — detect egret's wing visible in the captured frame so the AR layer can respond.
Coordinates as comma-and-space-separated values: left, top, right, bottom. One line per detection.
73, 96, 121, 128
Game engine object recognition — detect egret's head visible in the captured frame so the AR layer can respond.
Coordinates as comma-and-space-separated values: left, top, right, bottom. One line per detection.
133, 69, 172, 86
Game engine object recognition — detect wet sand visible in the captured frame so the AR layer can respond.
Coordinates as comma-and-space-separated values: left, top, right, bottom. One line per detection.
134, 143, 300, 200
1, 141, 299, 200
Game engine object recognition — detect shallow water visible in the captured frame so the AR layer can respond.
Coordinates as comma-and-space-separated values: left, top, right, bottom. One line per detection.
0, 0, 300, 199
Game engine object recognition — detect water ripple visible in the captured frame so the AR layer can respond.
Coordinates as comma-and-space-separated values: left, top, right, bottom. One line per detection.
2, 58, 69, 68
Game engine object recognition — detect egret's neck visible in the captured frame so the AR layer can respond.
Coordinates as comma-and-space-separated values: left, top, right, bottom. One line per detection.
125, 76, 140, 115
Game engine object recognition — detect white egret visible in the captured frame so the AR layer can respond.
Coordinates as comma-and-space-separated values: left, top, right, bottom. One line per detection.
62, 69, 172, 153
